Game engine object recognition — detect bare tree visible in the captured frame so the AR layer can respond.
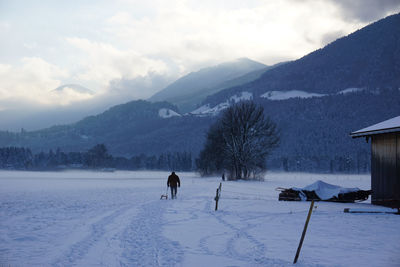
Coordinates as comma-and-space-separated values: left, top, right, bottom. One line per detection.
197, 101, 279, 180
196, 123, 225, 176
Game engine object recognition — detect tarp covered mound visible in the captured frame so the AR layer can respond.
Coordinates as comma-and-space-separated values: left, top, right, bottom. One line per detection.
278, 180, 371, 202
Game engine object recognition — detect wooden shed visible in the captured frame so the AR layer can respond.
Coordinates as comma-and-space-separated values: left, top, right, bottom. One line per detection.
350, 116, 400, 207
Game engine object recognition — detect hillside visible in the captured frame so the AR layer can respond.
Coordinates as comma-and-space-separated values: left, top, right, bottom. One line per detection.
1, 89, 399, 172
186, 13, 400, 172
0, 100, 213, 157
261, 89, 400, 171
149, 58, 267, 112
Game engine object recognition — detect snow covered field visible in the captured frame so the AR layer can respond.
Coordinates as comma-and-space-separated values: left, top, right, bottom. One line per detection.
0, 171, 399, 267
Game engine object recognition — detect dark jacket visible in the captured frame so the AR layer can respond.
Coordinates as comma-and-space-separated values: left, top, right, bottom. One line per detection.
167, 172, 180, 187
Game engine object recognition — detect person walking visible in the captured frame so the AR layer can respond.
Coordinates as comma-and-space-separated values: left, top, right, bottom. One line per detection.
167, 171, 180, 199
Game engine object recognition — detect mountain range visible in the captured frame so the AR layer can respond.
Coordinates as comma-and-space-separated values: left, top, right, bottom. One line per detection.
1, 13, 400, 172
202, 12, 400, 108
149, 57, 268, 112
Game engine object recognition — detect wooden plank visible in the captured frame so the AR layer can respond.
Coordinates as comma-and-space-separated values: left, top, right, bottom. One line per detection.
383, 134, 394, 199
371, 135, 380, 203
344, 208, 399, 214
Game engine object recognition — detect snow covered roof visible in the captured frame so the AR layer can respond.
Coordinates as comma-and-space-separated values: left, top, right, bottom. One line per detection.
350, 115, 400, 138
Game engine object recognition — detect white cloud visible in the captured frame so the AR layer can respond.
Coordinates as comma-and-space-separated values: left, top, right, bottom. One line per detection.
0, 0, 399, 116
66, 37, 169, 90
329, 0, 400, 22
107, 72, 174, 101
51, 86, 94, 106
102, 0, 368, 71
0, 57, 97, 108
0, 21, 10, 32
0, 57, 68, 104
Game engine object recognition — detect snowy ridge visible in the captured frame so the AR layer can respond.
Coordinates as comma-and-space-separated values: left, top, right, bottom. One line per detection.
191, 87, 366, 118
260, 87, 365, 101
158, 108, 181, 118
337, 87, 364, 95
190, 91, 253, 116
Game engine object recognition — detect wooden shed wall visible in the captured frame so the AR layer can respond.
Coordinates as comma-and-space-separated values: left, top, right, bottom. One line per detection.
371, 132, 400, 207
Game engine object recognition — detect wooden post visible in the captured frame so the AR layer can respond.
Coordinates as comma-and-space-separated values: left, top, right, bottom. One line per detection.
293, 200, 314, 264
215, 183, 222, 211
215, 189, 219, 211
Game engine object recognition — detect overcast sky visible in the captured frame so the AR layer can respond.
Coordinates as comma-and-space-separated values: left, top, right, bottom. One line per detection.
0, 0, 399, 111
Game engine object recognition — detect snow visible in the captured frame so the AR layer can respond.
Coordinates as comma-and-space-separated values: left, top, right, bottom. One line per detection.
189, 104, 212, 115
190, 103, 228, 117
292, 180, 360, 200
260, 90, 326, 100
159, 108, 181, 118
337, 88, 364, 95
80, 134, 89, 140
260, 88, 365, 101
194, 104, 226, 116
1, 171, 399, 267
190, 92, 253, 116
191, 87, 366, 117
229, 91, 253, 102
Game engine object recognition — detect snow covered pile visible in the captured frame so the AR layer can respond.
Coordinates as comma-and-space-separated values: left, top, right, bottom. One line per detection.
293, 180, 361, 200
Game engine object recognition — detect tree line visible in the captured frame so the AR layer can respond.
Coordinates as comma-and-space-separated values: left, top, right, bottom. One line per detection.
0, 145, 193, 171
270, 153, 370, 174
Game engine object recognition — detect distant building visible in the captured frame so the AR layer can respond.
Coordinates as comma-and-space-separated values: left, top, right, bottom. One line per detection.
350, 116, 400, 207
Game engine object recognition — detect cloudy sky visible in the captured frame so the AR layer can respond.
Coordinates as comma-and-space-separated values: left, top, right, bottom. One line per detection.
0, 0, 399, 128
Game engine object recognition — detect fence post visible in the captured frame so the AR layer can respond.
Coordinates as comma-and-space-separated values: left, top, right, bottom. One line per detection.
215, 182, 222, 211
293, 200, 314, 264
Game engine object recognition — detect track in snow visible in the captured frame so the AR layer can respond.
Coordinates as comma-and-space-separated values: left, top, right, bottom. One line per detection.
120, 200, 184, 267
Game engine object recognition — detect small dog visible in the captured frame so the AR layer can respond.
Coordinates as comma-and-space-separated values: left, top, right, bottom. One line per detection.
160, 194, 168, 200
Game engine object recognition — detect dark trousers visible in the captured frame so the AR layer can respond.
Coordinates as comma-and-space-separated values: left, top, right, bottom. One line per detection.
170, 186, 177, 199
